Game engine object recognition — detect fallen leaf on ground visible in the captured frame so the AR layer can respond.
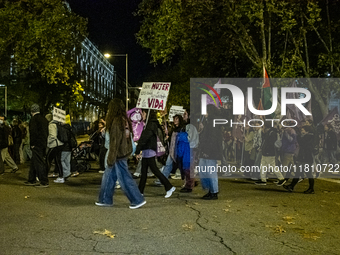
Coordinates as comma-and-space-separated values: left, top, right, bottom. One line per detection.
25, 196, 30, 199
182, 224, 193, 231
193, 202, 199, 205
93, 229, 115, 239
283, 216, 295, 221
303, 232, 321, 240
287, 221, 295, 225
223, 209, 229, 212
226, 200, 232, 203
275, 225, 286, 234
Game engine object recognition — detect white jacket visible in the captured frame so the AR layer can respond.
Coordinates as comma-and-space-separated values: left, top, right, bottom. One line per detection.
47, 121, 64, 148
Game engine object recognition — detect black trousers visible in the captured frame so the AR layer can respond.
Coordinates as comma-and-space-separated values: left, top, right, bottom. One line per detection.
290, 162, 315, 190
28, 147, 48, 185
139, 156, 173, 194
99, 147, 108, 171
46, 146, 64, 177
13, 142, 21, 164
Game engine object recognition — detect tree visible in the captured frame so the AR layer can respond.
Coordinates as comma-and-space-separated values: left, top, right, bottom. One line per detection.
0, 0, 87, 84
136, 0, 340, 119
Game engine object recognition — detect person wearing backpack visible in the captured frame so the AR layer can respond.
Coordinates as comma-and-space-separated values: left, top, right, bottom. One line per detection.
59, 117, 77, 183
45, 114, 64, 183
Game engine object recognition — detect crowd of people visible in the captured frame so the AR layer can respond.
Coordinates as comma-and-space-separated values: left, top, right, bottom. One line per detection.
1, 99, 339, 209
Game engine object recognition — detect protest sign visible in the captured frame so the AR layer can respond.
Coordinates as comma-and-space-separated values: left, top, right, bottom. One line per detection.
53, 107, 66, 123
136, 82, 171, 111
168, 105, 185, 122
127, 108, 145, 142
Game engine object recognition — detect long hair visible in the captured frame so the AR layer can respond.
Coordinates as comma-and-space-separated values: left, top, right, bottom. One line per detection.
106, 98, 132, 134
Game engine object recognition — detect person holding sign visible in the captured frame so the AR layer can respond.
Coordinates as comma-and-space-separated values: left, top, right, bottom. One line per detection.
136, 109, 176, 198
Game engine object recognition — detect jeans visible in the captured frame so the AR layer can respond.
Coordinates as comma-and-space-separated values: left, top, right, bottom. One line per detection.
161, 154, 174, 178
28, 147, 48, 185
98, 158, 144, 206
61, 151, 71, 178
198, 158, 219, 193
260, 156, 284, 182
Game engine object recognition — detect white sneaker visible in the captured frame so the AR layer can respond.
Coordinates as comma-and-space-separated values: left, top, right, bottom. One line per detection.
154, 180, 162, 186
129, 200, 146, 209
98, 170, 105, 174
165, 187, 176, 198
95, 202, 113, 207
116, 182, 121, 189
54, 177, 64, 183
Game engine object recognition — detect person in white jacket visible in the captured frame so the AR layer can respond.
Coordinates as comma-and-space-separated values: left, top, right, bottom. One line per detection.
45, 114, 65, 183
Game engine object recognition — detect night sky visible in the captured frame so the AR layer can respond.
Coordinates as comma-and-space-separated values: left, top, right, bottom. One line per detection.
67, 0, 154, 86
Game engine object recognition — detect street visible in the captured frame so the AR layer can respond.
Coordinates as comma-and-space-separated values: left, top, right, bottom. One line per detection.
1, 161, 340, 255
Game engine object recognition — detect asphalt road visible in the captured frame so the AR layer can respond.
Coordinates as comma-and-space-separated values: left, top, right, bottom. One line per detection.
0, 162, 340, 255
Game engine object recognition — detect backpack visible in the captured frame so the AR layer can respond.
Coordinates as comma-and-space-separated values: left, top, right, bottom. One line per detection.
57, 123, 69, 143
68, 129, 78, 149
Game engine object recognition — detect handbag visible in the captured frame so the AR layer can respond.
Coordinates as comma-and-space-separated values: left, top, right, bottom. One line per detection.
156, 136, 166, 157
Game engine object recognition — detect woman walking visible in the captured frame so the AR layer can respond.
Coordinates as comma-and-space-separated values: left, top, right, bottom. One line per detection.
136, 109, 176, 198
96, 99, 146, 209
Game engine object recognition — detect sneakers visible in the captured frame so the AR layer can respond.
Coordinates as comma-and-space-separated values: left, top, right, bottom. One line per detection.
129, 200, 146, 209
171, 174, 181, 180
98, 170, 105, 174
54, 177, 65, 183
283, 184, 293, 192
24, 181, 39, 186
11, 168, 19, 173
255, 181, 267, 185
304, 188, 315, 194
48, 173, 58, 178
276, 179, 286, 186
180, 187, 192, 193
202, 192, 218, 200
35, 184, 49, 188
95, 202, 113, 207
165, 187, 176, 198
71, 172, 79, 177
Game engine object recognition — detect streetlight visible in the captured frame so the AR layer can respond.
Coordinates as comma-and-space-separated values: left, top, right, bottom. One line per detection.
104, 53, 128, 111
0, 84, 7, 117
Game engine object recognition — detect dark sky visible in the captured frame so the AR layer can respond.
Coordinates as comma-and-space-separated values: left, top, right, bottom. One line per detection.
67, 0, 153, 86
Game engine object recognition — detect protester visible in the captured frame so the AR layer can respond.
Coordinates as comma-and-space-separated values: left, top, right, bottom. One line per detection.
46, 114, 65, 183
25, 104, 49, 187
252, 121, 262, 180
283, 125, 315, 193
97, 119, 107, 173
0, 114, 19, 174
323, 124, 337, 164
180, 110, 199, 193
281, 125, 297, 182
243, 125, 255, 178
11, 119, 22, 165
96, 98, 146, 209
197, 105, 222, 200
136, 109, 176, 198
255, 121, 286, 186
21, 121, 32, 162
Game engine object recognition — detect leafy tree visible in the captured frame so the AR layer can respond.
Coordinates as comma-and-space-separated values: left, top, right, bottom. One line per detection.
0, 0, 87, 84
136, 0, 340, 119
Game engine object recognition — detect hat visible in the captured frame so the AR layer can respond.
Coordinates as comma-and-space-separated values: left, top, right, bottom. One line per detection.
31, 104, 40, 113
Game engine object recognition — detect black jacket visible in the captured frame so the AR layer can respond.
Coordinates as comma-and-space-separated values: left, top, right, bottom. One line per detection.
324, 130, 337, 150
12, 125, 22, 145
199, 118, 223, 160
297, 133, 314, 164
135, 119, 160, 154
261, 128, 277, 157
0, 125, 10, 150
29, 113, 49, 149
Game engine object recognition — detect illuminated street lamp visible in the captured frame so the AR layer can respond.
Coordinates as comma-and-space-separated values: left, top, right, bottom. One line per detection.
104, 53, 128, 111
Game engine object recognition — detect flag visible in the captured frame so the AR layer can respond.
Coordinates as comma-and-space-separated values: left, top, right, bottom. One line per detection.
257, 99, 264, 110
321, 107, 340, 139
127, 108, 145, 142
262, 67, 272, 111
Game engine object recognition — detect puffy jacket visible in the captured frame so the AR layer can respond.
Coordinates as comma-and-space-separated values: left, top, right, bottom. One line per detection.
47, 121, 64, 149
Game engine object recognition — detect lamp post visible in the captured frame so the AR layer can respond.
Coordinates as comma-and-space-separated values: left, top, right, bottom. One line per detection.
0, 84, 7, 117
104, 53, 128, 111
